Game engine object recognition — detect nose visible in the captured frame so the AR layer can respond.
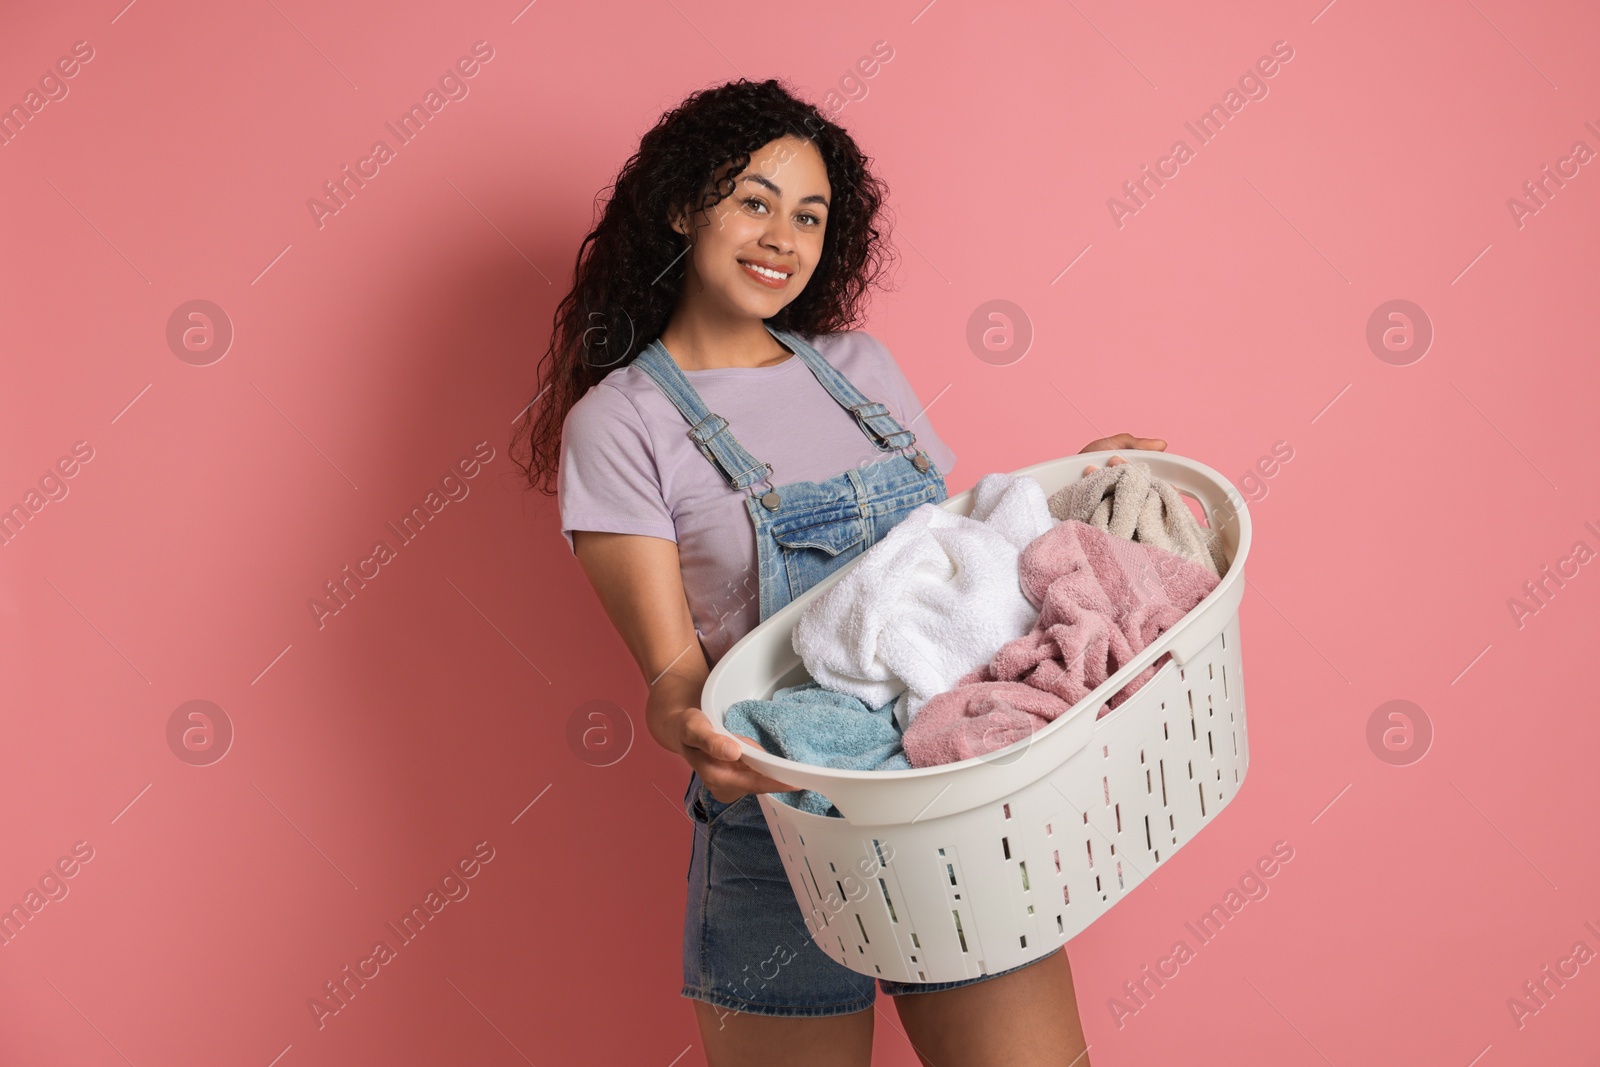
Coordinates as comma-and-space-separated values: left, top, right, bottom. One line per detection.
759, 212, 796, 255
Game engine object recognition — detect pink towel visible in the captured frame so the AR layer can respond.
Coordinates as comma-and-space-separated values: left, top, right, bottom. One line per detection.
901, 521, 1220, 768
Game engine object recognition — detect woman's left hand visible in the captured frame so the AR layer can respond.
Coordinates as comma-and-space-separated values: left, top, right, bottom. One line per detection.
1079, 433, 1167, 474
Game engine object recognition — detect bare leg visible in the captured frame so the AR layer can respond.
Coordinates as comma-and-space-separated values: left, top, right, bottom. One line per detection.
889, 950, 1092, 1067
691, 999, 874, 1067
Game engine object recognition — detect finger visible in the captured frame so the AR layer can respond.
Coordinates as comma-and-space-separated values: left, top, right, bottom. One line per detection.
731, 732, 767, 752
685, 734, 798, 789
745, 770, 805, 794
707, 749, 802, 791
747, 771, 806, 793
727, 749, 802, 791
700, 780, 748, 806
681, 709, 742, 761
1106, 435, 1167, 454
701, 764, 800, 799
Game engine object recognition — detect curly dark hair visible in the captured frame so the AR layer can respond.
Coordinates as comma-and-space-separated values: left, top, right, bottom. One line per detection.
511, 77, 896, 494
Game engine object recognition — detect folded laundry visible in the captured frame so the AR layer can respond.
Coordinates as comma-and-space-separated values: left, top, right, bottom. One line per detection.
722, 681, 910, 817
902, 520, 1220, 768
1047, 459, 1230, 578
792, 472, 1056, 733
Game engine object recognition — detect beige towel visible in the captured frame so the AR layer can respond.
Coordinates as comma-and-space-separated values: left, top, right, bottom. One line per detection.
1046, 460, 1230, 578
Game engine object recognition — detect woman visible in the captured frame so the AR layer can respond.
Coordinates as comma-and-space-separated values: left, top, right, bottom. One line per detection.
516, 77, 1163, 1066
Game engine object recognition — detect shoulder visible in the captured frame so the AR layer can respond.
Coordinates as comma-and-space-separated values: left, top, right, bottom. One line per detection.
561, 372, 656, 451
799, 328, 898, 375
802, 328, 918, 395
802, 326, 958, 474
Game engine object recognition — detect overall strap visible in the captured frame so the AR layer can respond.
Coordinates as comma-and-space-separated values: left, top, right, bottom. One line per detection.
629, 340, 775, 492
629, 324, 927, 495
768, 328, 919, 452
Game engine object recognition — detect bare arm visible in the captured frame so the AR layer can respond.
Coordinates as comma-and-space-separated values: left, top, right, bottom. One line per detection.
570, 529, 799, 803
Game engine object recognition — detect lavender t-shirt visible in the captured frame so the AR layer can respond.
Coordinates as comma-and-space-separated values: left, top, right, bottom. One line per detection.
558, 329, 958, 667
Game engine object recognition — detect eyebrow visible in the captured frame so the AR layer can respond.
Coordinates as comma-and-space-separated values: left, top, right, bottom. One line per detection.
738, 173, 830, 207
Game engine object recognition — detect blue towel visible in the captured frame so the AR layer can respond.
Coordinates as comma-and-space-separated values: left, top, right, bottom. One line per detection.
722, 681, 910, 818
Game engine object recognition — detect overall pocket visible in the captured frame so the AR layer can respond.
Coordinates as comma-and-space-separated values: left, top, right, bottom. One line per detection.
771, 512, 868, 604
769, 511, 867, 556
690, 778, 756, 830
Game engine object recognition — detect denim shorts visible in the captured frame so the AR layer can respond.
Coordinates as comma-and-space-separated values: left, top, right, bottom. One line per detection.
680, 772, 1056, 1017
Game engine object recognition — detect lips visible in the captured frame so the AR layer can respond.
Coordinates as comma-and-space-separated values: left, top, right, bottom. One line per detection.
739, 259, 793, 288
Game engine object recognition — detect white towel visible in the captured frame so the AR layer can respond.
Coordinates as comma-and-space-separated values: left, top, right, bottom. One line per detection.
792, 472, 1057, 732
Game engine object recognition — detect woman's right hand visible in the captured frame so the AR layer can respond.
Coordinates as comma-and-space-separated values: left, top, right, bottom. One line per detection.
669, 704, 802, 804
565, 532, 804, 805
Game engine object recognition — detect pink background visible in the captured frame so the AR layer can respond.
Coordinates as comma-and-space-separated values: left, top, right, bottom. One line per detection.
3, 0, 1598, 1063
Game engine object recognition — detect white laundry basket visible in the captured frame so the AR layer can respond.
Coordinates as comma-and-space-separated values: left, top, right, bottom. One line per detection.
702, 450, 1253, 984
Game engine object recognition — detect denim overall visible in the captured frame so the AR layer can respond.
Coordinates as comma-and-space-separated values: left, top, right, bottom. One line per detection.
631, 324, 1053, 1016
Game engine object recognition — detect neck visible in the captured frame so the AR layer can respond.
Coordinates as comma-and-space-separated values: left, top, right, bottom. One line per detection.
657, 300, 790, 371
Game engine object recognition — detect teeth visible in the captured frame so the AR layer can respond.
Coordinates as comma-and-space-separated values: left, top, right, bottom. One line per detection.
743, 262, 788, 280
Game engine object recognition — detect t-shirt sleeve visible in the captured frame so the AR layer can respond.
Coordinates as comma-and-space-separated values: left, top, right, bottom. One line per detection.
557, 383, 678, 554
863, 332, 958, 477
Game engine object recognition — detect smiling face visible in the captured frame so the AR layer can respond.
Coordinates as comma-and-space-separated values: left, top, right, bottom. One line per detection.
670, 135, 832, 321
